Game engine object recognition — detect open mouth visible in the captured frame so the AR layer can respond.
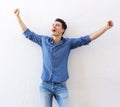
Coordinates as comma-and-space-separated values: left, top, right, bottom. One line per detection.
52, 28, 56, 32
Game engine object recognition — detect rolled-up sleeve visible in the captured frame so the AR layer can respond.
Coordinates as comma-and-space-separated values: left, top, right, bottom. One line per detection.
23, 28, 43, 46
70, 35, 91, 49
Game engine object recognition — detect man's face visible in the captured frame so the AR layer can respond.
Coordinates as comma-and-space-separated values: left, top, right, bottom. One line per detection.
51, 21, 64, 37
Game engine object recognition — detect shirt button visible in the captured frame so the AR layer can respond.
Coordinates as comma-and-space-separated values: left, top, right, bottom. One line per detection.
52, 48, 55, 51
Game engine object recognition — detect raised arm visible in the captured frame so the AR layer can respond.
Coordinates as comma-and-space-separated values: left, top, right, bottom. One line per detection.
14, 8, 27, 32
89, 20, 114, 41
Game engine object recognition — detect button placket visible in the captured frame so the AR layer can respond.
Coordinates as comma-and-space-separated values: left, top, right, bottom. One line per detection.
51, 46, 56, 81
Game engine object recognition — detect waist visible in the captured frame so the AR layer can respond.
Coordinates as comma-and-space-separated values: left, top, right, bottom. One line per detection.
42, 80, 66, 85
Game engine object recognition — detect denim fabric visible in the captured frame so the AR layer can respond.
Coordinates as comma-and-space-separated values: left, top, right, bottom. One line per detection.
23, 29, 91, 83
23, 29, 91, 107
40, 81, 69, 107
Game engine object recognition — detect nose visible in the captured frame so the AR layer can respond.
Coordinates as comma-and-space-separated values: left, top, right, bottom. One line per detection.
53, 24, 56, 28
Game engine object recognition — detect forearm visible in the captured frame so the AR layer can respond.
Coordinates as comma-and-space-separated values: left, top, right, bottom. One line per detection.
89, 26, 108, 41
15, 15, 27, 32
89, 20, 113, 41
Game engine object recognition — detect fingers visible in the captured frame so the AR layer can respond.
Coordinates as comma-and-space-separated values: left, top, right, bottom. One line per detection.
14, 8, 20, 16
108, 20, 113, 27
106, 20, 113, 30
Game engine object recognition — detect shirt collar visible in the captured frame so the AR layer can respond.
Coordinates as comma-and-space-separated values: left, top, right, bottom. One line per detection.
48, 37, 65, 46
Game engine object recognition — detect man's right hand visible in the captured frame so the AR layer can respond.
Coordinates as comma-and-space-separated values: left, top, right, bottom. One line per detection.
14, 8, 20, 16
13, 8, 27, 32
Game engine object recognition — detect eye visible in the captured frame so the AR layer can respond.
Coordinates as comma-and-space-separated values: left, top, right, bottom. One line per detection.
56, 24, 60, 27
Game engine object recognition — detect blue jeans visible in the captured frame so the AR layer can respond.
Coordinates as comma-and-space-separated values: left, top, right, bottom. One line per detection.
40, 81, 69, 107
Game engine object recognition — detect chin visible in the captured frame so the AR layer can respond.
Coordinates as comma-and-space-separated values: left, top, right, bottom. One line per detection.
52, 33, 57, 36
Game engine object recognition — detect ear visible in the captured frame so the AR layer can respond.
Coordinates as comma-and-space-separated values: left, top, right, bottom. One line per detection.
62, 29, 65, 33
61, 29, 65, 35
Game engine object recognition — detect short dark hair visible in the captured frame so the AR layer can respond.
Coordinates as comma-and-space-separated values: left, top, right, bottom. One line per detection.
55, 18, 67, 34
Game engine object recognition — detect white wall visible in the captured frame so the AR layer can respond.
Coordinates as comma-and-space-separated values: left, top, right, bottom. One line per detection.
0, 0, 120, 107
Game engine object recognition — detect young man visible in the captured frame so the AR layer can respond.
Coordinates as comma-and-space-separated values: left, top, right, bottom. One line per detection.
14, 8, 113, 107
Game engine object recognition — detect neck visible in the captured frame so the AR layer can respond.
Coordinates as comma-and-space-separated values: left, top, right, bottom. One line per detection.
52, 35, 62, 44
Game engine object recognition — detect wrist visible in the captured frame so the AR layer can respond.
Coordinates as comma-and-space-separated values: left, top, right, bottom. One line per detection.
104, 25, 109, 31
15, 15, 20, 18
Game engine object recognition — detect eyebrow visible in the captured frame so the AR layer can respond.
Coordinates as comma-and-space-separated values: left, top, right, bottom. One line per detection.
53, 23, 61, 26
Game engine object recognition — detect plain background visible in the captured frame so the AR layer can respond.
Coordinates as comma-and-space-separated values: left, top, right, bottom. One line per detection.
0, 0, 120, 107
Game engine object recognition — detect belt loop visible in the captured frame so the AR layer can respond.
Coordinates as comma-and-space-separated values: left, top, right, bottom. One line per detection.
52, 82, 55, 89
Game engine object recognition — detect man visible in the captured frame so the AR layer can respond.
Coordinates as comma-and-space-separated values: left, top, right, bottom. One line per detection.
14, 8, 113, 107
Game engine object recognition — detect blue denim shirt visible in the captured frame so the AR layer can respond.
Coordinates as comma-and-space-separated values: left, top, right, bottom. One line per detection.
23, 29, 91, 83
